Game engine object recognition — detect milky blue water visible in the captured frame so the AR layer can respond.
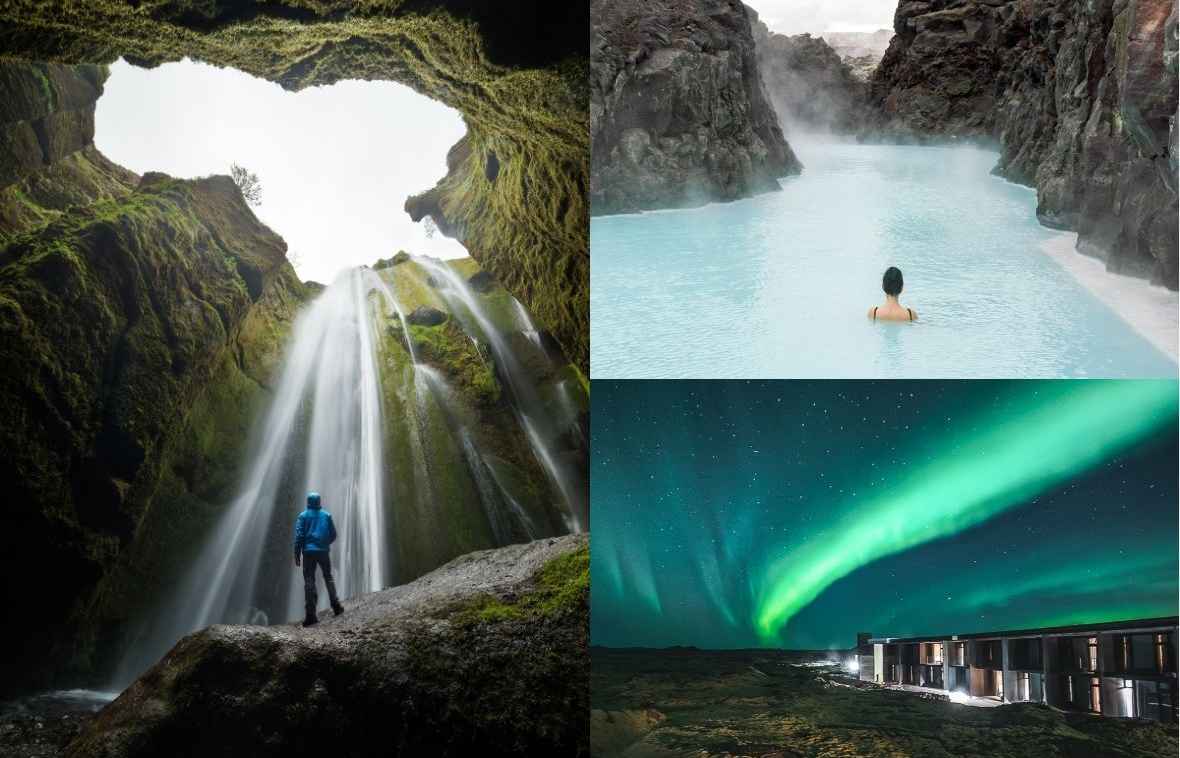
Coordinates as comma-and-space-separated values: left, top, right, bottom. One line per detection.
590, 142, 1177, 378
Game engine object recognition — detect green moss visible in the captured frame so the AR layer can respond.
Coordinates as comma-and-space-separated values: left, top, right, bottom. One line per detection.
562, 362, 589, 397
373, 249, 410, 269
446, 257, 481, 279
0, 0, 589, 372
0, 167, 300, 684
408, 319, 500, 407
456, 543, 589, 625
0, 147, 137, 244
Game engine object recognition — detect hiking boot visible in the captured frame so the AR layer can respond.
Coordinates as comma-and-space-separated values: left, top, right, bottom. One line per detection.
332, 602, 344, 617
302, 615, 318, 627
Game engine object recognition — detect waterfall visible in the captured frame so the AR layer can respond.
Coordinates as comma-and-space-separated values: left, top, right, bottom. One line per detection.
111, 259, 582, 688
412, 256, 589, 533
114, 268, 390, 684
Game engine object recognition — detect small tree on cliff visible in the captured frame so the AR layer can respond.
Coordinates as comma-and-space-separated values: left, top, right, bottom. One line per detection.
230, 163, 262, 207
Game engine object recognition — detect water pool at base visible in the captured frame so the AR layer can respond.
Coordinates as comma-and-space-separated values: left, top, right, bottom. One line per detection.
590, 142, 1177, 378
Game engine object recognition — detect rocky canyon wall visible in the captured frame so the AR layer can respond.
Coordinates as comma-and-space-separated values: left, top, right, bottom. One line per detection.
748, 9, 869, 135
590, 0, 800, 214
0, 0, 590, 372
868, 0, 1179, 287
0, 60, 310, 690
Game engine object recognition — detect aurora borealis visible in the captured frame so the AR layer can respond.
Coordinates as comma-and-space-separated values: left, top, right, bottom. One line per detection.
591, 381, 1179, 650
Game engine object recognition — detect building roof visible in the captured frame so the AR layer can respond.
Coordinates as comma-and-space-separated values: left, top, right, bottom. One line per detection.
866, 616, 1178, 645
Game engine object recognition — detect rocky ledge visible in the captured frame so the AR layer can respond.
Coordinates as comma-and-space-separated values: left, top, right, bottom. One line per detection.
867, 0, 1179, 287
590, 0, 800, 214
64, 535, 589, 758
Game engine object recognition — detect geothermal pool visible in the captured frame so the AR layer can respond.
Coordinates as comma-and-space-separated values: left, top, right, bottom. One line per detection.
590, 142, 1178, 378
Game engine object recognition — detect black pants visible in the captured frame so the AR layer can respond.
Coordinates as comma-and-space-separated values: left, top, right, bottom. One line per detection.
302, 550, 340, 617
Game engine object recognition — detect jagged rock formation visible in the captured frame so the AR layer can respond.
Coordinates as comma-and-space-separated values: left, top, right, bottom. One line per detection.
65, 536, 589, 758
0, 60, 106, 186
0, 0, 590, 372
590, 0, 800, 214
0, 61, 138, 240
748, 11, 868, 134
824, 30, 894, 80
0, 58, 309, 692
867, 0, 1179, 287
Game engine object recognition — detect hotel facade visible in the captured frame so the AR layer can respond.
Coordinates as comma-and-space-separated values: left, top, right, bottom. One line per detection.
857, 617, 1179, 722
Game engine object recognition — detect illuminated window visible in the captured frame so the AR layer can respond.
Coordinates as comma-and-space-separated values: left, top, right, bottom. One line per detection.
1117, 678, 1135, 717
1155, 634, 1167, 673
1090, 677, 1101, 713
1088, 637, 1098, 672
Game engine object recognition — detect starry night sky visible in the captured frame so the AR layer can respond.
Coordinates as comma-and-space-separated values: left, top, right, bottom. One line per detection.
591, 381, 1179, 650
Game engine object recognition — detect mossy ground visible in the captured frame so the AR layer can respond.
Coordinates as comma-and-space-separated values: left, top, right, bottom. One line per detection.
591, 650, 1179, 758
456, 542, 588, 625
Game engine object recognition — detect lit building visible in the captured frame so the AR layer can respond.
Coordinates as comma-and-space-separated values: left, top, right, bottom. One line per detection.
856, 618, 1179, 722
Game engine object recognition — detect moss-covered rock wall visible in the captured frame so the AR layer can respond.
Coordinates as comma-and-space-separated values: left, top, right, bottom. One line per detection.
0, 59, 108, 186
370, 255, 587, 582
0, 0, 589, 371
0, 151, 307, 690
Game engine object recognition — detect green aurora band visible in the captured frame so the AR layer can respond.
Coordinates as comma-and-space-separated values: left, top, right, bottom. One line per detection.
752, 381, 1178, 642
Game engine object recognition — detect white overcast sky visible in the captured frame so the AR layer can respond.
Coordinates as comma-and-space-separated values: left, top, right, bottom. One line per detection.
745, 0, 896, 35
96, 58, 468, 284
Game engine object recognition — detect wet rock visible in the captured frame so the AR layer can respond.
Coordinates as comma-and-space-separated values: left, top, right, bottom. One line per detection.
467, 269, 495, 293
406, 305, 448, 326
591, 0, 801, 214
0, 712, 91, 758
867, 0, 1179, 287
65, 536, 589, 758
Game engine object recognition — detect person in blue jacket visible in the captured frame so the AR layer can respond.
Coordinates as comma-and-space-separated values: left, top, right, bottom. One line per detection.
293, 491, 344, 626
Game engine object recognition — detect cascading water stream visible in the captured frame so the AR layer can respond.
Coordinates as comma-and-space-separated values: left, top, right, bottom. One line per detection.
112, 259, 577, 688
365, 268, 418, 363
114, 268, 391, 685
366, 267, 542, 542
412, 256, 589, 532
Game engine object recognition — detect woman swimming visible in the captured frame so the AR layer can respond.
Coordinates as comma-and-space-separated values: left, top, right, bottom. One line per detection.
868, 266, 917, 322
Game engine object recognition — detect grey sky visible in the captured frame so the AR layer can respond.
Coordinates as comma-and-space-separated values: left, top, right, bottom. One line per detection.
96, 59, 468, 284
745, 0, 896, 35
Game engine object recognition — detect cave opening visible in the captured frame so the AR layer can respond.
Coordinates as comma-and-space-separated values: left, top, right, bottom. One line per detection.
95, 57, 470, 283
0, 5, 588, 722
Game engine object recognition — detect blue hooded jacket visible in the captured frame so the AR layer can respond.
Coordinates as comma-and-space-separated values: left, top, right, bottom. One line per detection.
293, 492, 337, 554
